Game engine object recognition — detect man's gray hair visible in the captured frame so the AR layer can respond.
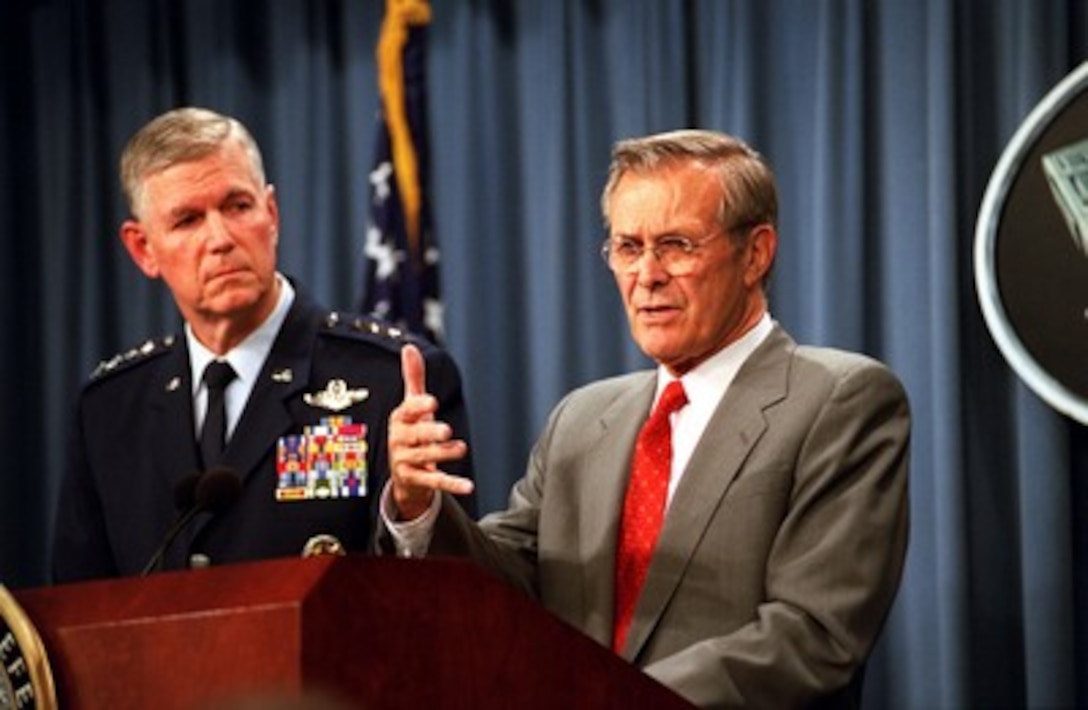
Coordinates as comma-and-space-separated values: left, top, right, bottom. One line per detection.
600, 129, 778, 241
120, 107, 266, 217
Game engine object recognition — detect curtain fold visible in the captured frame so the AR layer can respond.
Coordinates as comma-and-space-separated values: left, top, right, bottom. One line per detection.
3, 1, 1086, 707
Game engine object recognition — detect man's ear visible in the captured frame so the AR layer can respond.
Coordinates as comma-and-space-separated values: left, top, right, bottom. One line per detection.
265, 184, 280, 245
119, 220, 161, 278
744, 224, 777, 287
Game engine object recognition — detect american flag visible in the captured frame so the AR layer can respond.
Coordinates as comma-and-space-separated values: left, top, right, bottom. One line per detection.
360, 0, 444, 344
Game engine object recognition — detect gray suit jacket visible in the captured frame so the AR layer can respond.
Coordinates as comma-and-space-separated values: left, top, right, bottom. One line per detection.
426, 325, 910, 708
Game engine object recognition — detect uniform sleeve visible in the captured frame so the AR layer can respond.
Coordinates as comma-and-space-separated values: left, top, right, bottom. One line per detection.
52, 398, 119, 583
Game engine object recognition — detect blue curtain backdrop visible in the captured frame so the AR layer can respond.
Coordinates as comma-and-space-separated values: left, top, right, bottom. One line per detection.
2, 1, 1087, 707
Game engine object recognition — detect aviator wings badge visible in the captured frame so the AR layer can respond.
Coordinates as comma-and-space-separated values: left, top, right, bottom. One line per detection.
304, 379, 369, 412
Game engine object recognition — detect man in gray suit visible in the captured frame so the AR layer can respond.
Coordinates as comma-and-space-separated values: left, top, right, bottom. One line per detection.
381, 130, 910, 708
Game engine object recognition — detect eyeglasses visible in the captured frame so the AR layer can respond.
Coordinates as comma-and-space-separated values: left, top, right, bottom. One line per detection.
600, 231, 726, 276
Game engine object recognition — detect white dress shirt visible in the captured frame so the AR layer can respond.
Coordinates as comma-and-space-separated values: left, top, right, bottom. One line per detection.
188, 274, 295, 442
664, 312, 773, 507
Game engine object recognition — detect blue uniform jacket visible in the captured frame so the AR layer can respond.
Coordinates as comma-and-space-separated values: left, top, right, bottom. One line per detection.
53, 284, 474, 581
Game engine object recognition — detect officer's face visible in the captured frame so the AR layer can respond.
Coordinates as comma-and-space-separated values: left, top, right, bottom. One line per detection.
120, 140, 280, 345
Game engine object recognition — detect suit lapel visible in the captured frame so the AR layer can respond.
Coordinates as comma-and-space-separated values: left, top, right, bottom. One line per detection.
220, 295, 316, 484
186, 293, 318, 544
576, 373, 657, 645
146, 341, 203, 570
624, 326, 795, 659
148, 342, 201, 477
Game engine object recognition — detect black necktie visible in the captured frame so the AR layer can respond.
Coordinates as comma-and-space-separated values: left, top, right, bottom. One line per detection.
200, 361, 236, 469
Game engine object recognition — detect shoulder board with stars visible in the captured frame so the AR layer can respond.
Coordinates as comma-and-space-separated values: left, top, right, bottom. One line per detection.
89, 335, 177, 381
319, 312, 425, 354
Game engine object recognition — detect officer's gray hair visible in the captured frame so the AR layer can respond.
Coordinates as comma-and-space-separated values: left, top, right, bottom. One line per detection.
120, 107, 266, 217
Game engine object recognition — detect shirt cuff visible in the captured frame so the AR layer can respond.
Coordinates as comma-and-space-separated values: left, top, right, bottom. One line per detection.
379, 480, 440, 558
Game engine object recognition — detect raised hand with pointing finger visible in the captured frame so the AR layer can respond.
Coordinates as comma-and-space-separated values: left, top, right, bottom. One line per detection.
388, 343, 474, 521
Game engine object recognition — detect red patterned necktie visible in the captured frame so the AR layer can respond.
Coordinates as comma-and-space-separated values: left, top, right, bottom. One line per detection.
613, 380, 688, 653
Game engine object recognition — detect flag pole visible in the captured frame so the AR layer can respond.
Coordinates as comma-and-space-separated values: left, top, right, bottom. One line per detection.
377, 0, 432, 268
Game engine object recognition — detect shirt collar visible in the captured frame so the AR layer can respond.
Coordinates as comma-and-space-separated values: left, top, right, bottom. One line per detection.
187, 273, 296, 393
655, 312, 774, 407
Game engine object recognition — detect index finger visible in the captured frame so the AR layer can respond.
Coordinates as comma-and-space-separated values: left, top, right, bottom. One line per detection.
401, 343, 427, 398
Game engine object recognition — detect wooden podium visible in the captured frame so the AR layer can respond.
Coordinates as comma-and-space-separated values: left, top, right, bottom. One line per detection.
12, 556, 690, 709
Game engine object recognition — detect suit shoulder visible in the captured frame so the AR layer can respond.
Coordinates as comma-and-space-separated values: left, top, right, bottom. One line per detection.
793, 344, 894, 376
793, 344, 907, 399
86, 334, 178, 385
318, 311, 430, 355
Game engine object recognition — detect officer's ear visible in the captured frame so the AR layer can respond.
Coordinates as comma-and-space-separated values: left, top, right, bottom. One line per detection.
120, 220, 161, 279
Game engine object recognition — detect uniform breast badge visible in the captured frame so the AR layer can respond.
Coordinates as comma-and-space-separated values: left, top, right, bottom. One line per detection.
276, 417, 368, 502
303, 379, 368, 412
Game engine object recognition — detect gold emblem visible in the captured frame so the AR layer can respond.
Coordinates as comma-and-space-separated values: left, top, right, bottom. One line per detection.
303, 379, 369, 412
0, 585, 57, 709
301, 534, 346, 557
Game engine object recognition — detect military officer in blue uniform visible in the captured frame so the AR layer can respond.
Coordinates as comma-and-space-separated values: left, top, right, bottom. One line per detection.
52, 107, 474, 582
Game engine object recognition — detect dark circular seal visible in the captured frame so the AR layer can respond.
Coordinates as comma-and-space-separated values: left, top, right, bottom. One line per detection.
0, 586, 56, 709
975, 61, 1088, 423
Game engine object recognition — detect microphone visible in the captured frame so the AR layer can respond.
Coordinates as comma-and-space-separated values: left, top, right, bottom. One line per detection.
194, 466, 243, 515
140, 467, 242, 576
173, 470, 202, 511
